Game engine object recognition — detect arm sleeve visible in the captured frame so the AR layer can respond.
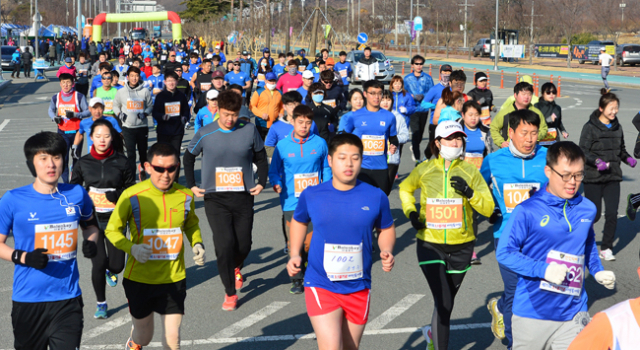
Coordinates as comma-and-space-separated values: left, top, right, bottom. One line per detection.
181, 96, 189, 118
490, 111, 507, 147
632, 112, 640, 132
479, 155, 493, 186
152, 95, 163, 121
276, 77, 284, 91
496, 207, 548, 279
311, 121, 320, 135
396, 115, 410, 144
579, 124, 599, 166
183, 149, 198, 189
585, 225, 604, 275
620, 130, 632, 161
116, 161, 137, 201
183, 195, 203, 247
48, 97, 58, 121
293, 190, 311, 223
253, 148, 268, 188
321, 144, 332, 182
104, 193, 134, 254
69, 161, 84, 185
113, 90, 123, 116
376, 191, 394, 229
405, 94, 416, 116
268, 146, 284, 187
264, 127, 278, 147
250, 92, 261, 116
536, 110, 548, 141
343, 113, 355, 133
77, 95, 91, 118
556, 107, 567, 134
468, 169, 495, 218
398, 165, 422, 218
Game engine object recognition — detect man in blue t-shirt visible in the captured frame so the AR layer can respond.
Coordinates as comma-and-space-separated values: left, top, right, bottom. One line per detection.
343, 80, 399, 195
0, 131, 99, 350
286, 132, 395, 350
224, 60, 252, 97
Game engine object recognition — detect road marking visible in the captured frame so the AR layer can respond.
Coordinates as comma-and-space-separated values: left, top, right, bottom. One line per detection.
62, 323, 492, 349
366, 294, 424, 330
0, 119, 9, 132
210, 301, 290, 339
83, 314, 132, 340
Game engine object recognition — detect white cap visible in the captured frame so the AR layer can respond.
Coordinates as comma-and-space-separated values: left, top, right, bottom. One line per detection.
435, 120, 467, 139
89, 97, 105, 108
302, 70, 314, 79
215, 45, 220, 49
206, 89, 219, 100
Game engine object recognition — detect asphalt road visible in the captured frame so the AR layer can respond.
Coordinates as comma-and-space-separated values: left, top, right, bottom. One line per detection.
0, 73, 639, 350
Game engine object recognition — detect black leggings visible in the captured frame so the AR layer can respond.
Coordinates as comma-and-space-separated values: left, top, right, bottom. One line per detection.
122, 127, 149, 176
583, 181, 621, 250
92, 220, 126, 302
417, 239, 473, 350
12, 63, 21, 77
204, 192, 255, 296
387, 144, 404, 190
358, 168, 391, 196
410, 112, 430, 160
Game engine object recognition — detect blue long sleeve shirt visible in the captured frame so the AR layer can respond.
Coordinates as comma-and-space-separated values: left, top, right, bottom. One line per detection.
421, 83, 446, 123
497, 183, 603, 321
404, 72, 434, 103
480, 145, 549, 239
269, 132, 332, 211
264, 118, 319, 147
392, 91, 416, 126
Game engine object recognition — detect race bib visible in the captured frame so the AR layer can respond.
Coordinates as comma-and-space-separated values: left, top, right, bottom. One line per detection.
127, 99, 144, 113
200, 82, 211, 90
339, 69, 348, 78
287, 88, 298, 92
503, 183, 539, 213
34, 222, 78, 261
88, 187, 116, 213
323, 243, 363, 281
294, 172, 319, 198
58, 103, 76, 117
160, 55, 167, 61
481, 106, 491, 125
216, 167, 245, 192
104, 100, 114, 113
425, 198, 463, 229
540, 128, 558, 146
165, 101, 180, 117
176, 56, 183, 62
540, 250, 585, 297
257, 73, 265, 81
298, 65, 306, 72
143, 228, 183, 260
362, 135, 385, 156
323, 99, 336, 108
464, 153, 484, 170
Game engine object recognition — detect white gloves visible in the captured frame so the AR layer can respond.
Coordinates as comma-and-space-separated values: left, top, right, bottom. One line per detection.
545, 262, 568, 285
595, 270, 616, 289
192, 243, 206, 266
130, 244, 152, 264
399, 106, 407, 114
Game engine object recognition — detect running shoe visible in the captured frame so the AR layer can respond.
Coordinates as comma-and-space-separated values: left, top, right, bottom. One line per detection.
626, 194, 637, 221
600, 248, 616, 261
290, 279, 304, 294
125, 337, 143, 350
235, 267, 243, 290
410, 145, 417, 162
106, 270, 118, 287
222, 294, 238, 311
94, 303, 108, 319
138, 164, 147, 182
470, 251, 481, 265
487, 297, 505, 340
421, 325, 435, 350
185, 122, 191, 130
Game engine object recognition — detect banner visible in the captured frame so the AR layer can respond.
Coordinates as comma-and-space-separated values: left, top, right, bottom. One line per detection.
534, 44, 569, 59
324, 25, 331, 38
501, 45, 525, 58
571, 45, 614, 61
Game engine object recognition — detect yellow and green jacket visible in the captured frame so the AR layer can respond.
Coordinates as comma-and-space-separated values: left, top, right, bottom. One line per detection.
399, 157, 494, 245
105, 180, 202, 284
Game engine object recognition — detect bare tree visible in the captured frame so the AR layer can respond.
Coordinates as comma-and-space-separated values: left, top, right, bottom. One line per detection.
546, 0, 586, 68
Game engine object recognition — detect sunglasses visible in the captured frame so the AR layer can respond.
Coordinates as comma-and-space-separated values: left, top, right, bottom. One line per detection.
150, 164, 179, 174
101, 76, 112, 80
322, 80, 332, 84
545, 91, 557, 95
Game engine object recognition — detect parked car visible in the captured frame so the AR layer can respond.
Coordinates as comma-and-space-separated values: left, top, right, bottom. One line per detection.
615, 44, 640, 66
579, 40, 616, 64
473, 38, 491, 57
1, 46, 18, 70
346, 50, 395, 84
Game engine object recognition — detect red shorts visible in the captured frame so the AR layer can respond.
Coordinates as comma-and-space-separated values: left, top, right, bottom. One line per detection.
305, 287, 371, 325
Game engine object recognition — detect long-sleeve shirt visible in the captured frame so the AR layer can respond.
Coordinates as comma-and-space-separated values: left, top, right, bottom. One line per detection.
403, 72, 434, 104
47, 91, 91, 123
250, 87, 284, 129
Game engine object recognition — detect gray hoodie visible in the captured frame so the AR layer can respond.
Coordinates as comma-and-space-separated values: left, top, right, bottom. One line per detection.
113, 81, 153, 128
74, 61, 92, 85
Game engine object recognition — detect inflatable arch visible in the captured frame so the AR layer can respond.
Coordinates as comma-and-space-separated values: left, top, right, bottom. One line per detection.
92, 11, 182, 42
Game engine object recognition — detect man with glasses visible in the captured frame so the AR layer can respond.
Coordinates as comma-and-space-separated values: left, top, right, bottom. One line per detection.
480, 109, 549, 350
496, 141, 615, 350
163, 51, 181, 74
90, 62, 113, 98
224, 59, 252, 97
94, 71, 118, 117
105, 142, 205, 350
319, 70, 346, 111
343, 80, 398, 195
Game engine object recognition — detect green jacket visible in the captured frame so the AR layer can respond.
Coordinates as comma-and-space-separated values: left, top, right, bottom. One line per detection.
490, 102, 548, 147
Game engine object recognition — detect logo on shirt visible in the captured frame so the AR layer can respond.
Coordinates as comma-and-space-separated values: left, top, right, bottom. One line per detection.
380, 121, 386, 126
310, 150, 317, 155
28, 212, 38, 221
361, 206, 370, 211
540, 215, 550, 227
581, 218, 592, 223
288, 153, 296, 158
65, 207, 76, 216
361, 121, 367, 126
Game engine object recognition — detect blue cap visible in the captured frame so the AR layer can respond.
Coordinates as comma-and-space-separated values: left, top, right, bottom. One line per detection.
262, 47, 270, 53
265, 72, 277, 81
65, 57, 73, 63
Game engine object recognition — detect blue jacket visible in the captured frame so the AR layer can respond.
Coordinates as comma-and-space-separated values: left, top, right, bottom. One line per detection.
334, 61, 353, 85
497, 183, 603, 321
480, 145, 549, 239
194, 106, 217, 132
392, 91, 416, 126
265, 118, 320, 147
269, 132, 332, 211
146, 74, 165, 102
404, 72, 434, 104
240, 58, 254, 77
142, 50, 154, 59
419, 83, 447, 122
11, 51, 20, 63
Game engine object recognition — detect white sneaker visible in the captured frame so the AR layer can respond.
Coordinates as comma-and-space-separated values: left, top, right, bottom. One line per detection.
410, 145, 417, 162
599, 248, 616, 261
421, 326, 434, 350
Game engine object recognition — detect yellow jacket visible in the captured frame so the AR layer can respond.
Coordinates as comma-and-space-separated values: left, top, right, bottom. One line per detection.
105, 180, 203, 284
399, 157, 494, 245
250, 88, 284, 128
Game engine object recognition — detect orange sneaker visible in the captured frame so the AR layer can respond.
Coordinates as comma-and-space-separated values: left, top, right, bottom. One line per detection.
235, 267, 243, 290
222, 294, 238, 311
125, 337, 143, 350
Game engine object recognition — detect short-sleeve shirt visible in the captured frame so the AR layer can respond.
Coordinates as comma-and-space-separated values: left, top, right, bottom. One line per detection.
294, 180, 393, 294
599, 53, 613, 67
343, 108, 397, 170
224, 71, 252, 95
0, 183, 93, 302
187, 119, 264, 194
78, 117, 123, 148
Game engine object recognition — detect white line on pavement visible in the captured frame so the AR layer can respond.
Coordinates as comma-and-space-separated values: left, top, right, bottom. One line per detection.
366, 294, 424, 330
83, 315, 132, 340
0, 120, 10, 132
210, 301, 290, 339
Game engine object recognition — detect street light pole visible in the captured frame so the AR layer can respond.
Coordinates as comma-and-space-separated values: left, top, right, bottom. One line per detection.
395, 0, 398, 46
409, 0, 413, 59
493, 0, 499, 71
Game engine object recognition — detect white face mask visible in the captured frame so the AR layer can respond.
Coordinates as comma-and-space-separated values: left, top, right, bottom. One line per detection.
439, 144, 463, 161
266, 83, 277, 91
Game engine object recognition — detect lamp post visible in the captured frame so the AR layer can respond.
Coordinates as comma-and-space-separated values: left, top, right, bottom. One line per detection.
493, 0, 499, 71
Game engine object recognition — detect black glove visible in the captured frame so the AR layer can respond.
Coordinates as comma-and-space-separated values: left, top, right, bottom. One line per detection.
53, 116, 62, 124
120, 113, 128, 123
489, 207, 502, 224
105, 191, 118, 204
82, 240, 97, 259
450, 176, 474, 198
181, 116, 188, 124
409, 211, 426, 230
25, 248, 49, 269
65, 110, 75, 119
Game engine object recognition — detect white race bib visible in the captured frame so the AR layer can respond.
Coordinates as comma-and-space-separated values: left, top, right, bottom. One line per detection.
323, 243, 364, 281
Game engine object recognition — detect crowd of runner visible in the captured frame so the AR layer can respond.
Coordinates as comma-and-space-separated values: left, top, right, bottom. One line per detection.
2, 38, 640, 350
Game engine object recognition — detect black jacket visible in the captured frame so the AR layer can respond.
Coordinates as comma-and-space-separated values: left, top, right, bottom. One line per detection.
535, 100, 566, 133
632, 112, 640, 158
152, 89, 190, 136
309, 103, 338, 144
467, 87, 494, 110
324, 84, 346, 111
579, 109, 632, 183
70, 152, 135, 220
163, 60, 182, 74
176, 78, 193, 103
